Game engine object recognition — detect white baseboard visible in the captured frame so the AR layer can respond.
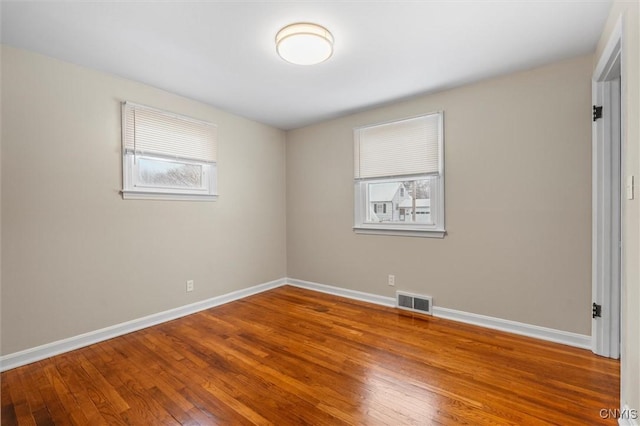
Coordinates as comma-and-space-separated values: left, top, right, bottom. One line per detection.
0, 278, 287, 372
618, 405, 640, 426
0, 276, 593, 372
286, 278, 591, 350
432, 306, 591, 349
286, 278, 396, 307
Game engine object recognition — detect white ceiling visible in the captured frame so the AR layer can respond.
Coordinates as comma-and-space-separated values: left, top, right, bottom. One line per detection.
1, 1, 611, 130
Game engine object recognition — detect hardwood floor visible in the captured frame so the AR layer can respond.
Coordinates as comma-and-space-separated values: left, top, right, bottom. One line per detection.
1, 286, 619, 425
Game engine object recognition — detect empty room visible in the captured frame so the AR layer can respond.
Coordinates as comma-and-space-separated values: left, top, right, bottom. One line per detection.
1, 1, 639, 425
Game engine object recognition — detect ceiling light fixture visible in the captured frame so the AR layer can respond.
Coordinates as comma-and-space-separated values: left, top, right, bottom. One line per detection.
275, 22, 334, 66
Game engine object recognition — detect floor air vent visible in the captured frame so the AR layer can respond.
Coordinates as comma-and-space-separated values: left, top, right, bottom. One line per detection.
396, 291, 433, 315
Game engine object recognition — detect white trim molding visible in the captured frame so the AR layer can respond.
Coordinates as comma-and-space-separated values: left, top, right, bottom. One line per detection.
433, 306, 591, 349
591, 13, 623, 359
121, 190, 218, 201
593, 16, 622, 81
0, 278, 286, 372
1, 277, 592, 372
287, 278, 396, 307
287, 278, 591, 349
353, 227, 445, 238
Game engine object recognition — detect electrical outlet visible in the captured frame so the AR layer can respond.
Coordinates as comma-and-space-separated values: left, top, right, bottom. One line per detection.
388, 274, 395, 286
186, 280, 194, 292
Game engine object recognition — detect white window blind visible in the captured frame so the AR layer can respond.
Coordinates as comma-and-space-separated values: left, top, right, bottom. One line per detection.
122, 102, 217, 163
354, 113, 441, 179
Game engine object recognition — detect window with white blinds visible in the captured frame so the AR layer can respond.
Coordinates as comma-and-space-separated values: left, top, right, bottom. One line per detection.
122, 102, 217, 162
353, 112, 445, 238
121, 102, 218, 201
354, 113, 441, 179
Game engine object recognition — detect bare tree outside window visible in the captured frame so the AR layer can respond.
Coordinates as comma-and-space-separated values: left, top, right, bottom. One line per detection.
401, 180, 430, 199
138, 158, 203, 188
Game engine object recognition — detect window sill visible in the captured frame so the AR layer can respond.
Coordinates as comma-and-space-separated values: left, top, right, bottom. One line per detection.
353, 226, 445, 238
121, 190, 218, 201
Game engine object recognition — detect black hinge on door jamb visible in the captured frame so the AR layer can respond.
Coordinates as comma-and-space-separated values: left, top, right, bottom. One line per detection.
592, 302, 602, 318
593, 105, 603, 121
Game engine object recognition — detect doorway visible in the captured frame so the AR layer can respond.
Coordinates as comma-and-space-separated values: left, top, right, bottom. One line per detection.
591, 18, 622, 359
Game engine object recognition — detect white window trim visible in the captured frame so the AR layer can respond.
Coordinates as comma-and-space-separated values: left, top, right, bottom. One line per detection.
122, 191, 218, 201
353, 112, 445, 238
353, 228, 446, 238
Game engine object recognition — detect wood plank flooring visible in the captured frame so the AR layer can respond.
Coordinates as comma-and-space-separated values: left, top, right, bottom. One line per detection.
1, 285, 619, 425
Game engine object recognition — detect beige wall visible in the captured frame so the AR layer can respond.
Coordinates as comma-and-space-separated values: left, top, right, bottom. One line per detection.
596, 0, 640, 414
287, 55, 594, 335
0, 46, 287, 355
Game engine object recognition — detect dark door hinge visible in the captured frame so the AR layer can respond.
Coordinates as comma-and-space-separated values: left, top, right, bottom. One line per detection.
592, 302, 602, 318
593, 105, 603, 121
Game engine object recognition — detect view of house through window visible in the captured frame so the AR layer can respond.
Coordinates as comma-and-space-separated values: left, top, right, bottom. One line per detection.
367, 179, 433, 224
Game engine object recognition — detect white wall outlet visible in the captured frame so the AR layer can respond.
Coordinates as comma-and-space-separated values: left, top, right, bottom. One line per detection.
388, 274, 395, 286
186, 280, 194, 292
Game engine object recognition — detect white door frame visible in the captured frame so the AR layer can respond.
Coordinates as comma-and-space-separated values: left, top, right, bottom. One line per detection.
591, 17, 623, 359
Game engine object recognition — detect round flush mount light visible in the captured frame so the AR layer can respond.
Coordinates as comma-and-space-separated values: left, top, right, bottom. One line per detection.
275, 22, 334, 65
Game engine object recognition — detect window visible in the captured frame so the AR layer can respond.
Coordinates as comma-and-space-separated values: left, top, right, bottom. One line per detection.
121, 102, 218, 200
354, 112, 445, 237
373, 203, 387, 214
